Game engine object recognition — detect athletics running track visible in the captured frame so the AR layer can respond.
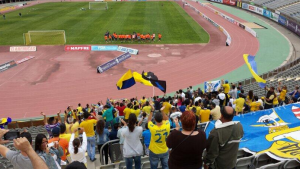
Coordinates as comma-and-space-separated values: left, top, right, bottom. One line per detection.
0, 0, 259, 119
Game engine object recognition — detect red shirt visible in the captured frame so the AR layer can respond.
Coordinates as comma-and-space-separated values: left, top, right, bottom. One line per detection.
88, 112, 96, 120
116, 106, 126, 116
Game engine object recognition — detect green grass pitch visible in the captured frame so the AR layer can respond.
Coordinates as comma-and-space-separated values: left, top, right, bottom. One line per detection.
0, 1, 209, 45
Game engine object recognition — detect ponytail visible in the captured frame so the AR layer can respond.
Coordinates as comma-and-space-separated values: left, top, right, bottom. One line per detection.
73, 138, 80, 154
128, 113, 137, 132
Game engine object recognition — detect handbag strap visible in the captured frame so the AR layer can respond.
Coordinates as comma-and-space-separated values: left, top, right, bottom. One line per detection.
171, 130, 194, 154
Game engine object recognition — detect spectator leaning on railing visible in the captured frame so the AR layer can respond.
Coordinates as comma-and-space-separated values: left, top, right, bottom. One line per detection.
0, 129, 49, 169
96, 120, 110, 165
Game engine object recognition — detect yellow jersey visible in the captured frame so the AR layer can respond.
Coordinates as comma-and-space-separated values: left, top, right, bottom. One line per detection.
200, 109, 210, 123
250, 102, 261, 112
222, 84, 230, 93
124, 108, 131, 120
142, 106, 152, 115
148, 121, 170, 154
279, 89, 286, 101
131, 109, 141, 117
162, 102, 171, 115
273, 96, 279, 105
234, 98, 245, 113
59, 133, 72, 143
140, 99, 147, 105
79, 119, 97, 137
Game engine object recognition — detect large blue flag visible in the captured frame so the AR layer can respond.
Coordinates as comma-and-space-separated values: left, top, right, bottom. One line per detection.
205, 103, 300, 161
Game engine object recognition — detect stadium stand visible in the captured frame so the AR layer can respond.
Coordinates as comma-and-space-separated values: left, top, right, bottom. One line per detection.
241, 0, 300, 21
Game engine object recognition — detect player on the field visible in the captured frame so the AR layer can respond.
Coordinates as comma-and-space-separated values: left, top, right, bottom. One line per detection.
158, 33, 162, 41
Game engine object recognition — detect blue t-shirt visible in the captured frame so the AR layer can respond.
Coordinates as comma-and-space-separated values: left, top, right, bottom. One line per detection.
142, 130, 151, 147
179, 105, 186, 113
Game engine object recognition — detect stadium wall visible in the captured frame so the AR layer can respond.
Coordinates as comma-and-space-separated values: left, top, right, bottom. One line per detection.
186, 1, 232, 46
206, 0, 300, 37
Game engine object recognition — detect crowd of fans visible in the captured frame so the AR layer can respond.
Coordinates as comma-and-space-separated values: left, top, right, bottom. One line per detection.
1, 79, 299, 169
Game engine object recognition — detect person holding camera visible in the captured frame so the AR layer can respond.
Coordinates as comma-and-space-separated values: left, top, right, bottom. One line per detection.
0, 129, 49, 169
68, 127, 87, 166
35, 133, 63, 169
48, 127, 69, 164
167, 111, 206, 169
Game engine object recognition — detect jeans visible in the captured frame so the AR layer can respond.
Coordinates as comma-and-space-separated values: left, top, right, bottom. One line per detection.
98, 144, 109, 164
105, 120, 114, 129
125, 156, 141, 169
149, 150, 169, 169
87, 136, 96, 160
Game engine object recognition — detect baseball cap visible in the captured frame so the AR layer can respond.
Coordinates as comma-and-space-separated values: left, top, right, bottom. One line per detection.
52, 127, 60, 137
225, 80, 229, 83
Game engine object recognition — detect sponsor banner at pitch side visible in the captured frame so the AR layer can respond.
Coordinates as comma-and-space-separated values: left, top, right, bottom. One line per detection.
16, 56, 35, 64
97, 52, 131, 73
91, 45, 118, 51
117, 46, 139, 55
10, 46, 36, 52
64, 45, 91, 51
0, 60, 17, 72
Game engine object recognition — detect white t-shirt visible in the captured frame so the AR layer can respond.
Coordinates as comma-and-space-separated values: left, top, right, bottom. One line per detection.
68, 132, 87, 164
122, 126, 143, 158
194, 97, 202, 103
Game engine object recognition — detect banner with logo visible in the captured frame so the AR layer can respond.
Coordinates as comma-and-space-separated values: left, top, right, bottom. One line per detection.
270, 12, 279, 22
248, 4, 257, 13
209, 0, 223, 3
10, 46, 36, 52
255, 7, 263, 15
263, 9, 271, 19
242, 3, 248, 9
223, 0, 236, 6
204, 80, 221, 93
286, 19, 299, 35
97, 52, 131, 73
278, 15, 287, 26
117, 46, 139, 55
205, 103, 300, 161
64, 45, 91, 51
91, 45, 118, 51
0, 60, 17, 72
16, 56, 35, 64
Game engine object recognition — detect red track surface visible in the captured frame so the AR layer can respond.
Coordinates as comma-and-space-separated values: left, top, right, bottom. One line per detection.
0, 1, 259, 119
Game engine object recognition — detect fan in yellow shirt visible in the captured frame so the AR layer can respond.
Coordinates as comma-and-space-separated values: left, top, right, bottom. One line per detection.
234, 94, 245, 115
131, 105, 141, 117
147, 109, 170, 155
140, 97, 147, 106
199, 108, 210, 123
250, 96, 261, 112
142, 101, 152, 115
222, 80, 230, 94
162, 100, 172, 115
124, 103, 132, 120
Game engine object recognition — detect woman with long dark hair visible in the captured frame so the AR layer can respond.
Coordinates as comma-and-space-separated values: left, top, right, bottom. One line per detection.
68, 127, 87, 166
120, 114, 143, 169
35, 134, 63, 169
96, 120, 110, 164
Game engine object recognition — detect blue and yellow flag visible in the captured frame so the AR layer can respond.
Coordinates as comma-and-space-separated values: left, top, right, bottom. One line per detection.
132, 72, 153, 87
116, 70, 136, 90
243, 54, 266, 88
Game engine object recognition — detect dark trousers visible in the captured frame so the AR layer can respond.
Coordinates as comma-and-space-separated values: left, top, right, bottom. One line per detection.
98, 144, 109, 164
264, 103, 273, 109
